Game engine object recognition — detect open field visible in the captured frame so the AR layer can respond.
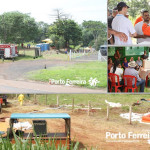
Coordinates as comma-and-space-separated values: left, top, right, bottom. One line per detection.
1, 94, 150, 149
0, 49, 106, 92
27, 61, 107, 88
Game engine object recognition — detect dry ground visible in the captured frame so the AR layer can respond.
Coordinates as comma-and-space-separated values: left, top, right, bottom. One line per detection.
1, 99, 150, 150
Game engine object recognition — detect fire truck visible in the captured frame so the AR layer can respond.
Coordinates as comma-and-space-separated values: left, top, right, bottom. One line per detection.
0, 44, 18, 59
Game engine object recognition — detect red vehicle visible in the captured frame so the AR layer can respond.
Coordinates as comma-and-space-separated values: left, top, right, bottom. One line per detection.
0, 44, 18, 59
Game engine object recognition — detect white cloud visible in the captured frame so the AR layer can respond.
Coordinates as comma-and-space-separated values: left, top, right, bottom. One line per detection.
0, 0, 107, 24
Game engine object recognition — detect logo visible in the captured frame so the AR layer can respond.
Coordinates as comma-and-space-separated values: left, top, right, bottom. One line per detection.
49, 77, 100, 87
88, 77, 100, 87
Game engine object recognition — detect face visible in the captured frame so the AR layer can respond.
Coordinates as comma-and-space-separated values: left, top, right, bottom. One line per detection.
123, 7, 128, 15
138, 57, 140, 60
113, 10, 118, 17
118, 64, 121, 68
143, 12, 150, 22
131, 57, 133, 61
124, 57, 126, 61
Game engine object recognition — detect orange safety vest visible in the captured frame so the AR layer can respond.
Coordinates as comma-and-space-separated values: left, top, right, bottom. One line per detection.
134, 16, 143, 26
142, 23, 150, 36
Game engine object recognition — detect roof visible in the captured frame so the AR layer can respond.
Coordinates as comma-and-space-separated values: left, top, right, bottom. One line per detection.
10, 113, 70, 119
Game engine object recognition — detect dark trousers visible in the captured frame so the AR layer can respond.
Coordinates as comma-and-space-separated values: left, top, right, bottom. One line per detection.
136, 79, 145, 92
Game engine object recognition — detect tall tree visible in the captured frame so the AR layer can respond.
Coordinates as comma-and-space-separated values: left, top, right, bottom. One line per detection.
108, 0, 150, 19
35, 21, 49, 43
82, 21, 107, 50
48, 19, 82, 49
0, 11, 39, 44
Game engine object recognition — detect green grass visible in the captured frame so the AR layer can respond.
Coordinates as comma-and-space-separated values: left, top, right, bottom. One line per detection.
27, 61, 107, 88
23, 94, 150, 113
42, 51, 89, 61
16, 49, 43, 61
0, 132, 79, 150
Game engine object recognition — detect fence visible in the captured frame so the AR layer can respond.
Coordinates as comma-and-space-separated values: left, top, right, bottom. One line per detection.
26, 94, 102, 116
67, 49, 107, 62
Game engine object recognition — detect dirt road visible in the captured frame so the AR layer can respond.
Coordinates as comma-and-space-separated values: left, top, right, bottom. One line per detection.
0, 59, 106, 93
1, 100, 150, 150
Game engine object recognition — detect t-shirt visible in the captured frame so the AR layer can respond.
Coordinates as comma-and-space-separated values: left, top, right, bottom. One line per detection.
112, 14, 136, 45
123, 61, 128, 68
135, 21, 150, 43
136, 60, 142, 66
134, 16, 143, 26
110, 67, 123, 82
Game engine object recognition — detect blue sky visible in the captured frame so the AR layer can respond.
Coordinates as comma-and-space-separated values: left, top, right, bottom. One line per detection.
0, 0, 107, 24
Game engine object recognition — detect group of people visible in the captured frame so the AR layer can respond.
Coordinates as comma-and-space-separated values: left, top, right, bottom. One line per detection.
108, 1, 150, 45
108, 50, 149, 92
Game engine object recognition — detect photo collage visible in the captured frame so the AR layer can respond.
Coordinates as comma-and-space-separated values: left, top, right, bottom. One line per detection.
1, 0, 150, 150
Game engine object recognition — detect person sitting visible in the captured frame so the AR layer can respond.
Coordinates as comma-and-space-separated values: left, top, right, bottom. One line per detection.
108, 59, 113, 73
136, 57, 142, 67
130, 57, 134, 62
122, 57, 128, 70
110, 60, 124, 91
124, 61, 145, 92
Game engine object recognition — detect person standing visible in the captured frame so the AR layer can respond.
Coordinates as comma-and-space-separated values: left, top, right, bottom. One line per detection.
141, 50, 148, 60
112, 2, 137, 45
108, 7, 118, 44
135, 10, 150, 43
134, 9, 146, 26
108, 7, 118, 29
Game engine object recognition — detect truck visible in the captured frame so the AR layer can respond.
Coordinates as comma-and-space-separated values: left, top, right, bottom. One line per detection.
0, 44, 18, 59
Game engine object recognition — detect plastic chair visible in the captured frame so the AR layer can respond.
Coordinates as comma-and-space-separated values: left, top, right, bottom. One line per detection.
108, 73, 123, 92
123, 75, 138, 92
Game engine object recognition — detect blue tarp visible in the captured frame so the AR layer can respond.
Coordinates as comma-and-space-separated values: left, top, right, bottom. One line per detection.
10, 113, 70, 119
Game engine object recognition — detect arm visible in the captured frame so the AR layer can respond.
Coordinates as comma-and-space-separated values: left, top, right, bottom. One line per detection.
136, 70, 141, 82
108, 28, 128, 42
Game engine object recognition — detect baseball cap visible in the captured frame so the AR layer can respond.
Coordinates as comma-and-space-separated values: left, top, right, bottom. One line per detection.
117, 2, 130, 9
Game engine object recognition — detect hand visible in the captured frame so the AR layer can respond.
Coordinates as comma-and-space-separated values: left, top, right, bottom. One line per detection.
115, 31, 128, 42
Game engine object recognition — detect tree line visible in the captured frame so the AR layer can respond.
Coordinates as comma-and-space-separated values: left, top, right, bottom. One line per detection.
0, 11, 106, 50
108, 0, 150, 19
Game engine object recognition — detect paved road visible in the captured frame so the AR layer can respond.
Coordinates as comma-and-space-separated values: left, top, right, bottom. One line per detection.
0, 59, 76, 80
0, 59, 107, 93
0, 79, 106, 93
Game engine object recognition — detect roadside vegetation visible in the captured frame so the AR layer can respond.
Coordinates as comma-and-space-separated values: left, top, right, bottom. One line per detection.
27, 61, 107, 88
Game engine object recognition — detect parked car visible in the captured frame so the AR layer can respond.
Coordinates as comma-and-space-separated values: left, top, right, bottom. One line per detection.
100, 45, 107, 56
